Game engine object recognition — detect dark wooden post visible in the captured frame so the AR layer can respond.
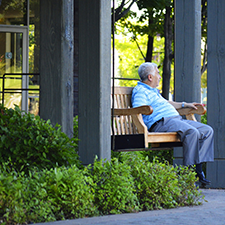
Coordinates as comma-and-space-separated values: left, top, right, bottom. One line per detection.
207, 0, 225, 188
78, 0, 111, 165
40, 0, 74, 138
174, 0, 201, 165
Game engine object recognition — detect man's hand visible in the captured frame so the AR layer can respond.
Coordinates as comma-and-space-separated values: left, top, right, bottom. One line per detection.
168, 101, 203, 110
184, 102, 201, 110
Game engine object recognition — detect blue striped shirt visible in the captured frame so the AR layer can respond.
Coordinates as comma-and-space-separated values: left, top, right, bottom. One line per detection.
131, 82, 179, 130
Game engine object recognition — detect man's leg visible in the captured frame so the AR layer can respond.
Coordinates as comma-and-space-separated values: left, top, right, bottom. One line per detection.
182, 120, 214, 185
182, 119, 214, 164
153, 116, 202, 165
152, 116, 214, 184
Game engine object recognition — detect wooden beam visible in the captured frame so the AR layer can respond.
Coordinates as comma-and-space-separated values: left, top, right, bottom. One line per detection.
78, 0, 111, 165
207, 0, 225, 188
40, 0, 74, 137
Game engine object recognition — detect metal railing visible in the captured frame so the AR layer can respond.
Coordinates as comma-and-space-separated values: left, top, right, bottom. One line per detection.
0, 73, 40, 106
112, 77, 140, 81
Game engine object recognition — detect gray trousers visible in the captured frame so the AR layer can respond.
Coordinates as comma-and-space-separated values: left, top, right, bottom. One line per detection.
151, 116, 214, 166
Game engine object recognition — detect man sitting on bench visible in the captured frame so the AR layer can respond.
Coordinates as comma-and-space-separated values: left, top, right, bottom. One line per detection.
131, 62, 214, 185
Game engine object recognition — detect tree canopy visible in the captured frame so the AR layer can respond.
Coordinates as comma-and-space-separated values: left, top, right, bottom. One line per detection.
113, 0, 208, 98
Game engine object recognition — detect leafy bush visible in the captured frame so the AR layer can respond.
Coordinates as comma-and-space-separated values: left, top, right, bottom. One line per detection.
73, 115, 78, 139
0, 155, 202, 224
89, 157, 140, 215
118, 152, 201, 210
142, 149, 174, 164
43, 165, 98, 220
112, 146, 174, 165
201, 112, 207, 124
176, 166, 202, 206
0, 105, 80, 173
0, 166, 55, 224
0, 164, 97, 224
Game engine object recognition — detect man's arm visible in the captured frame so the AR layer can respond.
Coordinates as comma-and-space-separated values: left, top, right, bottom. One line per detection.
168, 100, 202, 110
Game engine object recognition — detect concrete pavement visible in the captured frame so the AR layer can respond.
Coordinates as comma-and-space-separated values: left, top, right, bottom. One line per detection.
35, 189, 225, 225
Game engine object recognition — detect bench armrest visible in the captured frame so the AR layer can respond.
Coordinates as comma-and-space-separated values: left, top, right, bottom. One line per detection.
112, 105, 153, 116
177, 104, 206, 121
177, 104, 206, 116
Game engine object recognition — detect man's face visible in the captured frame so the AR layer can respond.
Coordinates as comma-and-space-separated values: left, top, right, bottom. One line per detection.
151, 67, 161, 88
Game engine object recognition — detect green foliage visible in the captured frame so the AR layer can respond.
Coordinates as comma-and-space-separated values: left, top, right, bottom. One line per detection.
201, 112, 207, 125
0, 164, 97, 224
115, 0, 206, 94
142, 148, 174, 164
115, 35, 165, 87
136, 0, 172, 37
0, 154, 202, 224
116, 152, 201, 210
0, 105, 80, 173
43, 166, 97, 220
0, 165, 55, 224
89, 157, 140, 214
176, 166, 202, 206
73, 115, 79, 139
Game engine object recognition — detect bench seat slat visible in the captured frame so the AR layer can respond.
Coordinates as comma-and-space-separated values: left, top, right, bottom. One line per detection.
147, 132, 180, 143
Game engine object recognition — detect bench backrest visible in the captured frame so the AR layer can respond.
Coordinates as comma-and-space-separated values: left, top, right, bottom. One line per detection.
111, 86, 137, 135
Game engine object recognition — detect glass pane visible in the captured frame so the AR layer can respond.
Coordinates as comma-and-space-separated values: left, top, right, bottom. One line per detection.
29, 0, 40, 115
0, 0, 27, 26
0, 31, 23, 108
29, 0, 39, 74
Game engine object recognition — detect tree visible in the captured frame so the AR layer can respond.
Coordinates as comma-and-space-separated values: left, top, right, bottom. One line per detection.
162, 3, 173, 99
113, 0, 209, 103
112, 0, 138, 22
115, 34, 165, 88
201, 0, 207, 76
113, 0, 173, 98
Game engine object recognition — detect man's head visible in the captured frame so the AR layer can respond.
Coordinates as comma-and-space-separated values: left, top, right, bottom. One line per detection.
138, 62, 161, 88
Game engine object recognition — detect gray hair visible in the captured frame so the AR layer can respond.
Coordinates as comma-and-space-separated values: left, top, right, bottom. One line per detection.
138, 62, 158, 81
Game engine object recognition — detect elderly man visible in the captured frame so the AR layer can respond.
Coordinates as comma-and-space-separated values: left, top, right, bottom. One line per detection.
131, 62, 214, 185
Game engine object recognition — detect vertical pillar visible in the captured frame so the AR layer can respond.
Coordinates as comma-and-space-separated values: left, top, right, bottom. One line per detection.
78, 0, 111, 165
207, 0, 225, 188
40, 0, 74, 138
74, 0, 79, 116
174, 0, 201, 165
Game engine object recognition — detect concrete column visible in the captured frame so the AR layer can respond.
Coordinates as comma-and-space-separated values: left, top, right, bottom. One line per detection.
174, 0, 201, 165
207, 0, 225, 188
78, 0, 111, 165
40, 0, 74, 138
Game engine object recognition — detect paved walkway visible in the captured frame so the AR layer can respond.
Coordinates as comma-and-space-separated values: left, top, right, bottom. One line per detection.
35, 189, 225, 225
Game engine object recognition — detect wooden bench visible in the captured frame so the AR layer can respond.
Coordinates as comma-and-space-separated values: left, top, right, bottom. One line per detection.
111, 86, 206, 151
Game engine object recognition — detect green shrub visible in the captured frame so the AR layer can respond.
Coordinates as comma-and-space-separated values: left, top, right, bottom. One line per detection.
43, 165, 98, 220
73, 115, 78, 139
142, 149, 174, 164
176, 166, 202, 206
112, 146, 174, 165
118, 152, 201, 210
0, 156, 202, 224
201, 112, 207, 124
0, 167, 55, 224
89, 157, 140, 215
0, 164, 26, 224
0, 105, 80, 173
0, 164, 98, 224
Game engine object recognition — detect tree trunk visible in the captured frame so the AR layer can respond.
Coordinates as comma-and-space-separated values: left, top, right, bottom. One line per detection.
162, 6, 172, 99
145, 15, 154, 62
145, 35, 154, 62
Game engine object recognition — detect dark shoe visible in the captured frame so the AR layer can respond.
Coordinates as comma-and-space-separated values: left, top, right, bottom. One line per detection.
196, 170, 211, 185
